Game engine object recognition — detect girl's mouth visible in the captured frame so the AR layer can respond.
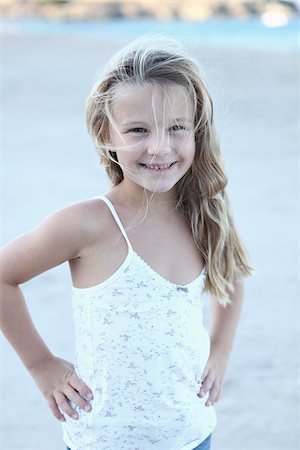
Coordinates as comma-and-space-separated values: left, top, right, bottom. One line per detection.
139, 162, 177, 172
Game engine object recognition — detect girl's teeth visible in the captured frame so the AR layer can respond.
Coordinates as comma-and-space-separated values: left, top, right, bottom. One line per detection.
146, 164, 171, 170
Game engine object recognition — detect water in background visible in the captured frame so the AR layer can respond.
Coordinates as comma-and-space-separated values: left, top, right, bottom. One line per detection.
0, 17, 299, 51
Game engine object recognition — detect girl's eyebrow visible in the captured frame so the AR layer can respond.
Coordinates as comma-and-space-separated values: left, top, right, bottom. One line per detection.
173, 117, 193, 123
121, 121, 148, 126
121, 118, 192, 126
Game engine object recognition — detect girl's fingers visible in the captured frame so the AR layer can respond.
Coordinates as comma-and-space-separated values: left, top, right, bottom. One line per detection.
199, 373, 214, 397
55, 391, 79, 420
69, 372, 93, 401
199, 367, 209, 384
205, 382, 220, 406
64, 385, 92, 412
47, 395, 66, 422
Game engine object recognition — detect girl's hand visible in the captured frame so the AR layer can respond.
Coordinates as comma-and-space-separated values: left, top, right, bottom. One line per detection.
197, 347, 230, 407
29, 355, 93, 422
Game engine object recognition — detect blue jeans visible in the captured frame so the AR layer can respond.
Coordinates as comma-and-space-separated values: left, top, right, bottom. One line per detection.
66, 434, 212, 450
192, 433, 212, 449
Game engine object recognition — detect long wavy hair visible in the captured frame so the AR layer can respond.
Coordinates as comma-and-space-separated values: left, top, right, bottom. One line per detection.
86, 34, 254, 307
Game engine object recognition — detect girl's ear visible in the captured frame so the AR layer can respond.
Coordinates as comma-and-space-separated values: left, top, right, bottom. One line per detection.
102, 123, 118, 161
101, 123, 111, 145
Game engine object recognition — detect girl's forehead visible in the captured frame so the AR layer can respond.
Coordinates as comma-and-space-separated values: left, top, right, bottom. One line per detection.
111, 82, 193, 121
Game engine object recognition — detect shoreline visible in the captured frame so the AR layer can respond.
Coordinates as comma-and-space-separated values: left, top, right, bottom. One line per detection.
0, 17, 298, 54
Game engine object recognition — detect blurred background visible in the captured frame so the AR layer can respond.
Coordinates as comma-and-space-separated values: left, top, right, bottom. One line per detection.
1, 1, 299, 449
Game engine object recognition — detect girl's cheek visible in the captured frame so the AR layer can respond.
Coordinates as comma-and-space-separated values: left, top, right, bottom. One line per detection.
119, 141, 144, 153
173, 135, 195, 152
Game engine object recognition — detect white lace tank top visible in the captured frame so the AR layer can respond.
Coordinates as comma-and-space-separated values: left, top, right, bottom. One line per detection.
62, 195, 217, 450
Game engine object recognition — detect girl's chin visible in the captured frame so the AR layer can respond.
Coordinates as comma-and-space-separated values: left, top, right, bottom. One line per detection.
122, 172, 181, 194
141, 182, 177, 194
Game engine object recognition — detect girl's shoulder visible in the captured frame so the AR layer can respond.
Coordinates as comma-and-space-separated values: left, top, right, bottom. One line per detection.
52, 197, 112, 241
27, 196, 113, 260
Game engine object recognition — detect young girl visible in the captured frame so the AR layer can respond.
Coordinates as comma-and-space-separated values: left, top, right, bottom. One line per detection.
0, 35, 253, 450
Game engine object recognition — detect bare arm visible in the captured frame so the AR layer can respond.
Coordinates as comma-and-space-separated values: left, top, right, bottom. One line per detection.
198, 278, 245, 406
210, 278, 245, 356
0, 204, 94, 421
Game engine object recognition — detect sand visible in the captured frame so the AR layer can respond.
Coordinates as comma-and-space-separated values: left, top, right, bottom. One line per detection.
1, 27, 299, 450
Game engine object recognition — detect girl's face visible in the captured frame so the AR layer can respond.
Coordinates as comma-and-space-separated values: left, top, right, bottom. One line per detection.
109, 82, 196, 196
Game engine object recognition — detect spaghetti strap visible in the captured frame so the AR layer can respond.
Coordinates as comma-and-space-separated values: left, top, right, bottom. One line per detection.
95, 195, 133, 251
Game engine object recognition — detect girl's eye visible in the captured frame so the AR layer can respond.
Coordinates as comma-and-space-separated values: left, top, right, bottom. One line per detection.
171, 125, 186, 132
129, 128, 147, 133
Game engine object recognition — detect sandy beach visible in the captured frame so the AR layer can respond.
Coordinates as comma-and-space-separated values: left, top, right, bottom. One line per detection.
1, 23, 299, 450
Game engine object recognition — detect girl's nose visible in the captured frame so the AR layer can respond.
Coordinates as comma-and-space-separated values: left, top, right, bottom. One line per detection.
147, 134, 172, 156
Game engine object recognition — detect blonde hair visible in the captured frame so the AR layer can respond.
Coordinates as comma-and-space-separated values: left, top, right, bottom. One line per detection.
86, 34, 254, 307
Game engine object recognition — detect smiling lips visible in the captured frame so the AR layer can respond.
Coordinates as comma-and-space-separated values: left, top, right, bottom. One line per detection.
140, 162, 176, 171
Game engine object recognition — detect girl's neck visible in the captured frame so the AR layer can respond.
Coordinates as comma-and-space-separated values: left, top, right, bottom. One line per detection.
110, 180, 178, 217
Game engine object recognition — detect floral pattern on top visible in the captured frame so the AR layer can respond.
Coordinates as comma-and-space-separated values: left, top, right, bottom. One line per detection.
62, 257, 217, 450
